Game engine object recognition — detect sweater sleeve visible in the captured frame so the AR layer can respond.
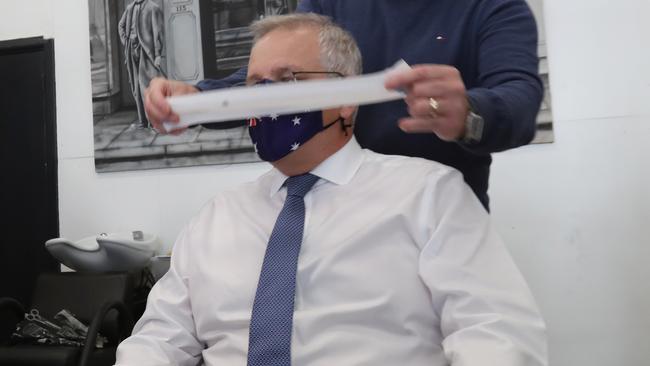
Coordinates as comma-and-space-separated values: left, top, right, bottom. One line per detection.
461, 0, 543, 154
296, 0, 321, 13
195, 66, 248, 91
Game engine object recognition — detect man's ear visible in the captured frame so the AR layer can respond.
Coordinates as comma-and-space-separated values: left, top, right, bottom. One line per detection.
338, 106, 357, 136
340, 106, 357, 121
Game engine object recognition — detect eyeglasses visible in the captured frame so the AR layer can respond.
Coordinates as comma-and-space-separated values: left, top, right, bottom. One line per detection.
242, 70, 344, 87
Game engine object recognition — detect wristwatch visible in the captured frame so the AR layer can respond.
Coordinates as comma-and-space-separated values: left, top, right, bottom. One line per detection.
460, 103, 484, 144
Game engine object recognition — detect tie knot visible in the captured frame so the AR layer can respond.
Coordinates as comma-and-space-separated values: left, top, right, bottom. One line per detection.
285, 173, 319, 198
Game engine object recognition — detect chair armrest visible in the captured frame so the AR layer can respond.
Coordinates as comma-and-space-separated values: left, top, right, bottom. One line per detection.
78, 300, 134, 366
0, 297, 25, 345
0, 297, 25, 320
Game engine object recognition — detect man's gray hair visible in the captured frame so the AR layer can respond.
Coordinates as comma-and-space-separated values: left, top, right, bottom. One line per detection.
250, 13, 362, 76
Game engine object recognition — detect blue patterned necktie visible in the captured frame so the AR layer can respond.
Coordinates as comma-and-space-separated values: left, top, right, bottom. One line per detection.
247, 173, 320, 366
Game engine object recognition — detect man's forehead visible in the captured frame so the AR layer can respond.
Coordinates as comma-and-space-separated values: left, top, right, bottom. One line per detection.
248, 27, 322, 78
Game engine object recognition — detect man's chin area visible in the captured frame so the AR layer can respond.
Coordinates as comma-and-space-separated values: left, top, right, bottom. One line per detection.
271, 148, 311, 177
270, 130, 350, 176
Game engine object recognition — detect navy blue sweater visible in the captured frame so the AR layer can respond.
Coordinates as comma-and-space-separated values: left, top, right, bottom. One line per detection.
197, 0, 542, 209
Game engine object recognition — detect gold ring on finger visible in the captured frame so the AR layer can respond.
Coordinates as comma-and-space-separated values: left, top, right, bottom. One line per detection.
428, 97, 440, 118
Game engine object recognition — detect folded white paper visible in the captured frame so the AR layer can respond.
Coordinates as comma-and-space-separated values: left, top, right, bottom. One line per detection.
163, 60, 410, 132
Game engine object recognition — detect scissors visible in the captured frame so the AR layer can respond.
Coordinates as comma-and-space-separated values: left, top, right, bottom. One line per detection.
25, 309, 42, 321
25, 309, 62, 331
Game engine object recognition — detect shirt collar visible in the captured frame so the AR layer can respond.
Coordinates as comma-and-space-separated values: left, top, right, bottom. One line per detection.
268, 137, 364, 197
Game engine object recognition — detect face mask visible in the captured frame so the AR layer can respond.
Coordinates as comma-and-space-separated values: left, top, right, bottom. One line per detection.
248, 110, 343, 162
247, 79, 348, 162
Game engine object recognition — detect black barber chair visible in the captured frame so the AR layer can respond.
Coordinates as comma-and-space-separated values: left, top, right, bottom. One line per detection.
0, 272, 135, 366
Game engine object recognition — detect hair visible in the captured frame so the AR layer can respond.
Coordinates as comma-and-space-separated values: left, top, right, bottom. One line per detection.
249, 13, 363, 77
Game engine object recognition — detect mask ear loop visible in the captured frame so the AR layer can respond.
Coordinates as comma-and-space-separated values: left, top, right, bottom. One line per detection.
339, 118, 353, 136
322, 117, 353, 136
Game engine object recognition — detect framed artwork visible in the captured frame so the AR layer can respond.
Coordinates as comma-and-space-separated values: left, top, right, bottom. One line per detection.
526, 0, 554, 144
89, 0, 551, 173
90, 0, 296, 172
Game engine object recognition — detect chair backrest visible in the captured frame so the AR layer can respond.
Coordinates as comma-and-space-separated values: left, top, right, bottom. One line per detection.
30, 272, 134, 342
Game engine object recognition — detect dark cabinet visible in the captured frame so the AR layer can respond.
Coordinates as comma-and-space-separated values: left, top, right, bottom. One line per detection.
0, 37, 59, 305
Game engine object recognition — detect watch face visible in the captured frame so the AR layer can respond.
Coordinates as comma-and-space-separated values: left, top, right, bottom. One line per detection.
464, 111, 484, 143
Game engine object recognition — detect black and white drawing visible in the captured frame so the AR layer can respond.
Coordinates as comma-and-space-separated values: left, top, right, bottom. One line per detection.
90, 0, 296, 172
89, 0, 551, 173
118, 0, 166, 128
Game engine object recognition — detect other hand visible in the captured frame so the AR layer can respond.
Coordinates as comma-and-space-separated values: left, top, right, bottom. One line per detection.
144, 77, 199, 135
385, 64, 469, 141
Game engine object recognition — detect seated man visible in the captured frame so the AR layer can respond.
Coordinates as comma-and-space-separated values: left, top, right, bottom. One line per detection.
115, 14, 546, 366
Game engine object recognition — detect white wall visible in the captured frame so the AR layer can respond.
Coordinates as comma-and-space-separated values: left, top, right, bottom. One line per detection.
490, 1, 650, 364
2, 1, 649, 365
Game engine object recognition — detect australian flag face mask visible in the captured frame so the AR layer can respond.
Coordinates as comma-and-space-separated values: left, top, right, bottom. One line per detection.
247, 79, 344, 162
248, 110, 342, 162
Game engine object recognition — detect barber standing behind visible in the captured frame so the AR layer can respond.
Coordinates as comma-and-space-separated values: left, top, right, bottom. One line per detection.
145, 0, 542, 210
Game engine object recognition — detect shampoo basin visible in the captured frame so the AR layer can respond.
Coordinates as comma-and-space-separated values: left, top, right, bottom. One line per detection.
45, 231, 160, 272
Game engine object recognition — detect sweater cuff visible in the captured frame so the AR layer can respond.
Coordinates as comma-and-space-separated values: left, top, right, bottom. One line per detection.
459, 88, 501, 153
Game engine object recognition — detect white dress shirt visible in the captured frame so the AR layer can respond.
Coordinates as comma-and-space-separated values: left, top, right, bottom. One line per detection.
115, 137, 547, 366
